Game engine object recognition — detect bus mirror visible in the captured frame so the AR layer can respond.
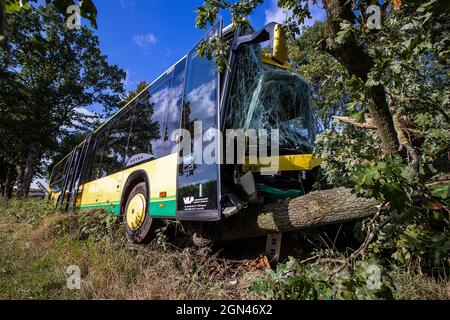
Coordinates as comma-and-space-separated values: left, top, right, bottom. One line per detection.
172, 133, 182, 144
232, 22, 288, 65
271, 24, 288, 65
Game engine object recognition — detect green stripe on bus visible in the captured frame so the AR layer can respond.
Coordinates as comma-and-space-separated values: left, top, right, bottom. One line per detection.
80, 199, 177, 218
79, 202, 121, 216
149, 199, 177, 217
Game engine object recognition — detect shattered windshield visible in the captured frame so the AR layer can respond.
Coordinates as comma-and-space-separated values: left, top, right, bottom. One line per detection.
224, 43, 315, 153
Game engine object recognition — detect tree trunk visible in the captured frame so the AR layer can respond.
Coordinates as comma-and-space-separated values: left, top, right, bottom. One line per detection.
369, 85, 399, 154
5, 164, 16, 199
319, 0, 399, 155
219, 188, 379, 241
16, 143, 39, 198
0, 157, 5, 197
15, 163, 25, 197
0, 156, 4, 193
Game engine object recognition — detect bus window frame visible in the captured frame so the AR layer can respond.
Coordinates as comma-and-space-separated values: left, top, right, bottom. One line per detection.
176, 19, 223, 222
49, 152, 72, 193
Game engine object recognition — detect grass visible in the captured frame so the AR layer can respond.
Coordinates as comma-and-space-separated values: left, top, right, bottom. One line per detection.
0, 198, 448, 300
392, 270, 450, 300
0, 198, 261, 300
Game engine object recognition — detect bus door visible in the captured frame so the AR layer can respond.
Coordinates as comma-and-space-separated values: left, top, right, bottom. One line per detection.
92, 117, 130, 215
57, 135, 91, 210
72, 135, 93, 209
176, 20, 223, 221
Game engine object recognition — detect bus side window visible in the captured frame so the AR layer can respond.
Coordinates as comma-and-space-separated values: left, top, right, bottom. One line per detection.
164, 58, 186, 155
49, 161, 64, 192
148, 79, 171, 158
126, 90, 155, 164
90, 128, 109, 180
126, 79, 171, 164
101, 113, 129, 177
80, 136, 97, 184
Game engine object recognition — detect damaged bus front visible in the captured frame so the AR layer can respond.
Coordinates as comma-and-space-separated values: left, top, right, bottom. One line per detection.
176, 20, 321, 222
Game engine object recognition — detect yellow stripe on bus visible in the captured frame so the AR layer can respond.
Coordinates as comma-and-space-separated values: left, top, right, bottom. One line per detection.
244, 154, 322, 172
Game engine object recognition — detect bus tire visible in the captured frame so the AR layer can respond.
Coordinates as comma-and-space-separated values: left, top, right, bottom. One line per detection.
124, 182, 155, 244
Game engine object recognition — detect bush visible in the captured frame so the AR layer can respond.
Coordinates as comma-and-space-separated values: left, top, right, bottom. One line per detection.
0, 198, 56, 226
351, 156, 450, 273
74, 209, 123, 240
250, 256, 393, 300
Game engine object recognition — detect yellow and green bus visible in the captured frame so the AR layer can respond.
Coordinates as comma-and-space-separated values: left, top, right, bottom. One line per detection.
48, 20, 321, 243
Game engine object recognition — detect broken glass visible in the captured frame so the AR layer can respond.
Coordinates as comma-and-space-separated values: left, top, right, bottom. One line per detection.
224, 43, 315, 153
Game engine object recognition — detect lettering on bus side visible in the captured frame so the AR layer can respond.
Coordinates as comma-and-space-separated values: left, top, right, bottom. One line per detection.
182, 196, 209, 211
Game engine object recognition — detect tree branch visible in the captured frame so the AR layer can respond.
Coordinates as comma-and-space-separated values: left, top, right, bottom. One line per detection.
333, 116, 378, 129
219, 188, 379, 241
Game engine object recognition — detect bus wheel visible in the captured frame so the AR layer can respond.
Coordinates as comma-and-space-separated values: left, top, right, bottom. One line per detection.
124, 182, 154, 244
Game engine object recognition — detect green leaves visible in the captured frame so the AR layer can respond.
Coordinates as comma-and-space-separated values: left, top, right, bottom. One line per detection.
315, 127, 381, 187
335, 21, 353, 45
3, 0, 31, 14
429, 183, 450, 200
393, 224, 450, 268
350, 154, 450, 270
2, 0, 98, 28
351, 110, 366, 123
250, 256, 393, 300
196, 0, 263, 30
197, 35, 230, 74
381, 182, 410, 211
351, 156, 418, 211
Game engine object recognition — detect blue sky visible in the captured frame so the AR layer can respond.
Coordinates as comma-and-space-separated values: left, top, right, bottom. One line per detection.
91, 0, 325, 107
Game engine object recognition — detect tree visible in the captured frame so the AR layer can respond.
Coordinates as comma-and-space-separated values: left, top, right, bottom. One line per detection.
122, 81, 150, 105
1, 0, 98, 44
220, 188, 379, 241
196, 0, 402, 155
196, 0, 450, 272
289, 22, 351, 131
0, 5, 125, 197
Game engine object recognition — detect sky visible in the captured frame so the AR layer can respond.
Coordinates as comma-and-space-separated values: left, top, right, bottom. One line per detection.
33, 0, 326, 188
90, 0, 325, 108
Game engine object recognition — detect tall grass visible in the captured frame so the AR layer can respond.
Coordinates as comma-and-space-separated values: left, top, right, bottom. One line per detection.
0, 198, 259, 300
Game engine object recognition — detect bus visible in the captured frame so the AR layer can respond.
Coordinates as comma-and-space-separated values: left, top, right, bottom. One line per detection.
48, 19, 321, 243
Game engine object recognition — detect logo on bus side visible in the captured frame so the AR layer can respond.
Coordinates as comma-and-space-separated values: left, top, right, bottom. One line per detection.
183, 197, 195, 205
126, 153, 153, 167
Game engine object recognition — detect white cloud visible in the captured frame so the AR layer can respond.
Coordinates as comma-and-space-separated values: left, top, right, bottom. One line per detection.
120, 0, 136, 11
133, 33, 158, 48
60, 107, 99, 133
265, 0, 290, 24
265, 0, 326, 28
123, 69, 135, 89
75, 107, 95, 117
150, 86, 171, 120
186, 79, 217, 119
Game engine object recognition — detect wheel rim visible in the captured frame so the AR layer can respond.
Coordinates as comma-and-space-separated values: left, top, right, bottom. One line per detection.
126, 193, 146, 231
